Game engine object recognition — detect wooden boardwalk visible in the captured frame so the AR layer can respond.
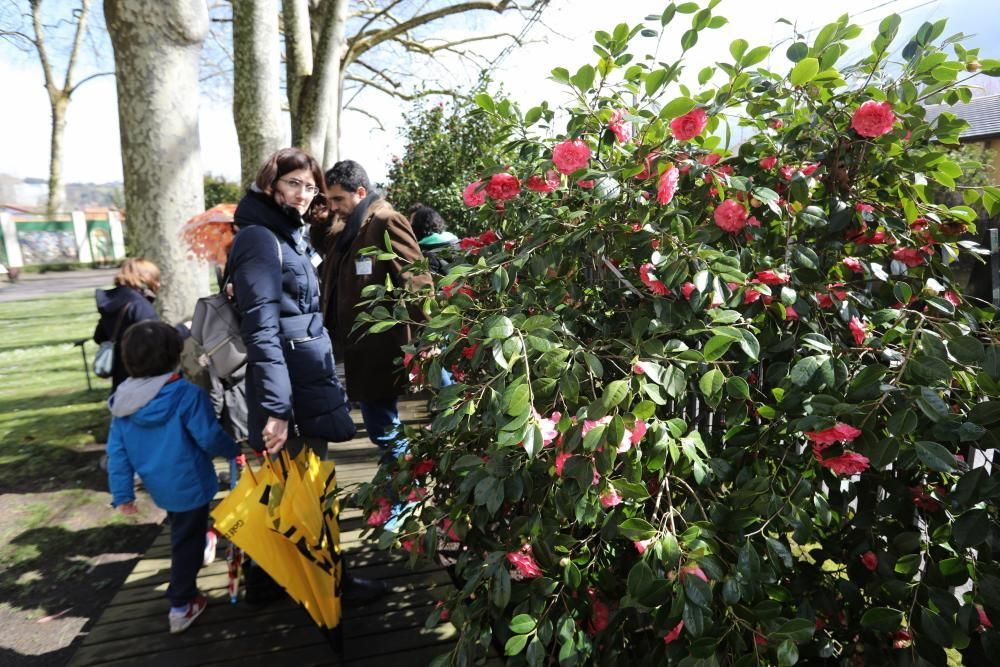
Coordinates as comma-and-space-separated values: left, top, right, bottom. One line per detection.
68, 402, 457, 666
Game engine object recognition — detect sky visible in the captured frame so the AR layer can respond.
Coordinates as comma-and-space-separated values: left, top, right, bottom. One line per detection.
0, 0, 998, 195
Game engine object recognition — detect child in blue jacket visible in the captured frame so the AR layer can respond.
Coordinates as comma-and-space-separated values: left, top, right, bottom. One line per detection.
106, 320, 240, 634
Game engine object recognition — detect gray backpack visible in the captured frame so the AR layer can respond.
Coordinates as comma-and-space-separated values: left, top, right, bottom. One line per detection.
190, 287, 246, 379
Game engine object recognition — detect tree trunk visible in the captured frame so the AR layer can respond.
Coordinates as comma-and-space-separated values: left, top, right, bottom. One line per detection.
104, 0, 209, 322
233, 0, 283, 189
46, 96, 68, 218
291, 0, 347, 164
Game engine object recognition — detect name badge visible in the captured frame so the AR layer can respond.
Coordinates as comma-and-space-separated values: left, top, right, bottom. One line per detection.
355, 258, 373, 276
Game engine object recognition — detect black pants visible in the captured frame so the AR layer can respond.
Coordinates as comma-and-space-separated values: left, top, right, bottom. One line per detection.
166, 504, 209, 608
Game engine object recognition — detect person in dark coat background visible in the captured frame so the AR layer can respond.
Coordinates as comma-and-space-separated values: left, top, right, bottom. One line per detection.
410, 205, 458, 277
94, 258, 187, 391
227, 147, 355, 460
312, 160, 433, 459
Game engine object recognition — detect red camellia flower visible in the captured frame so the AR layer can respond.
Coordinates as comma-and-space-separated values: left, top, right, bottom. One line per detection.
893, 247, 925, 267
815, 450, 871, 476
768, 117, 784, 129
806, 422, 863, 448
784, 305, 799, 320
663, 620, 685, 645
586, 587, 610, 635
670, 107, 709, 141
843, 257, 864, 273
526, 170, 559, 193
681, 282, 696, 300
552, 139, 591, 174
851, 100, 895, 138
367, 497, 393, 526
577, 179, 595, 189
479, 229, 499, 244
978, 606, 993, 630
849, 316, 867, 345
699, 152, 722, 166
860, 551, 878, 571
484, 172, 520, 201
755, 270, 789, 285
893, 629, 913, 649
412, 458, 434, 477
461, 343, 479, 359
657, 167, 680, 205
800, 163, 819, 176
856, 202, 874, 215
462, 180, 486, 207
760, 155, 777, 170
779, 165, 796, 181
714, 199, 748, 233
639, 263, 671, 296
506, 545, 543, 578
816, 292, 834, 309
608, 108, 631, 143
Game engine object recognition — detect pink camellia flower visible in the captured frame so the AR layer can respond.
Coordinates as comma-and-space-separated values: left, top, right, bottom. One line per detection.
842, 257, 864, 273
600, 487, 623, 508
815, 450, 870, 476
581, 415, 612, 437
635, 151, 660, 180
657, 167, 680, 205
367, 497, 393, 526
856, 202, 874, 215
747, 215, 761, 227
506, 545, 543, 578
893, 629, 913, 649
681, 282, 696, 300
608, 108, 631, 143
714, 199, 748, 233
484, 172, 520, 201
633, 363, 645, 375
755, 270, 789, 285
586, 587, 610, 635
805, 422, 863, 448
440, 518, 460, 541
816, 292, 834, 309
462, 181, 486, 207
639, 263, 671, 296
670, 107, 709, 141
851, 100, 895, 138
849, 316, 867, 346
779, 165, 796, 181
406, 486, 429, 502
760, 155, 777, 170
943, 291, 961, 307
768, 117, 784, 129
680, 565, 709, 583
978, 606, 993, 630
800, 163, 819, 176
552, 139, 591, 174
784, 305, 799, 320
893, 247, 925, 268
577, 179, 595, 189
699, 152, 722, 166
663, 620, 685, 645
435, 600, 451, 622
554, 451, 572, 476
526, 170, 559, 193
860, 551, 878, 571
631, 420, 647, 445
634, 538, 654, 554
534, 408, 561, 447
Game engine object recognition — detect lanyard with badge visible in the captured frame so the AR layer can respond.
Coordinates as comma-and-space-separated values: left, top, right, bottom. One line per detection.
355, 257, 373, 276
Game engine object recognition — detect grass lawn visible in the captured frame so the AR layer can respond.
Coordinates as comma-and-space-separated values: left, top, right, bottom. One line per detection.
0, 288, 163, 664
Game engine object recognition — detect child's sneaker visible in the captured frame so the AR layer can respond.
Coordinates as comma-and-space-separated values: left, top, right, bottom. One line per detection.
168, 595, 207, 634
203, 531, 217, 566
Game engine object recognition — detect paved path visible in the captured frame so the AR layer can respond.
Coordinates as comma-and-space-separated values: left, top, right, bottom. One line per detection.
0, 269, 118, 303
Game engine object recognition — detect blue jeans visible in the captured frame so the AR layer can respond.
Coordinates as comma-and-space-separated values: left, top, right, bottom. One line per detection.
360, 398, 408, 458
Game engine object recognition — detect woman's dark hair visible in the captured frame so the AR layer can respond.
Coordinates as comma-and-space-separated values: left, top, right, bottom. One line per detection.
121, 320, 182, 378
325, 159, 371, 193
253, 147, 328, 222
409, 205, 446, 240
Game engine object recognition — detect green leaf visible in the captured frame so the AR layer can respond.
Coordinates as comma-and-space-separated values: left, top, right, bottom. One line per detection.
949, 336, 985, 364
738, 329, 760, 361
645, 69, 669, 96
699, 369, 725, 402
741, 45, 771, 67
729, 38, 748, 61
727, 376, 751, 400
680, 29, 698, 51
619, 517, 657, 540
915, 440, 957, 472
969, 401, 1000, 426
510, 614, 536, 634
601, 379, 630, 409
917, 607, 954, 647
474, 93, 495, 113
777, 639, 799, 666
570, 64, 595, 92
786, 42, 809, 62
683, 574, 712, 608
772, 618, 814, 643
487, 315, 515, 340
861, 607, 903, 631
953, 509, 990, 548
704, 335, 735, 361
505, 634, 528, 656
661, 96, 696, 119
790, 57, 820, 86
915, 387, 950, 422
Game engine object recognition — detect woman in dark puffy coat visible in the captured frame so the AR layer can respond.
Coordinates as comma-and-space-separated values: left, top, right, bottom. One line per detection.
95, 258, 181, 390
227, 147, 355, 459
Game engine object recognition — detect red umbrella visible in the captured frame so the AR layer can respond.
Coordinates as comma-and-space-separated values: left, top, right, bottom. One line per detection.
180, 203, 238, 265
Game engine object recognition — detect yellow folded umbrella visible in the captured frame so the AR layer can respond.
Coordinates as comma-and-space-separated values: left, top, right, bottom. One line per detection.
212, 450, 342, 631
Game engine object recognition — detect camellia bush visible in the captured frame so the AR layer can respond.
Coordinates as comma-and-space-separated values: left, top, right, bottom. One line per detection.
356, 2, 1000, 665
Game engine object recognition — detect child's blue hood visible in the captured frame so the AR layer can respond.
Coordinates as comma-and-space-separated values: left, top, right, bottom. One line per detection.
108, 373, 179, 422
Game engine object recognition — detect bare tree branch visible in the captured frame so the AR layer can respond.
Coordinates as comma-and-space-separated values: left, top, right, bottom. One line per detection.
344, 74, 471, 102
61, 0, 91, 90
343, 104, 385, 131
392, 31, 520, 56
353, 0, 404, 37
29, 0, 57, 93
344, 0, 517, 68
67, 69, 112, 95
